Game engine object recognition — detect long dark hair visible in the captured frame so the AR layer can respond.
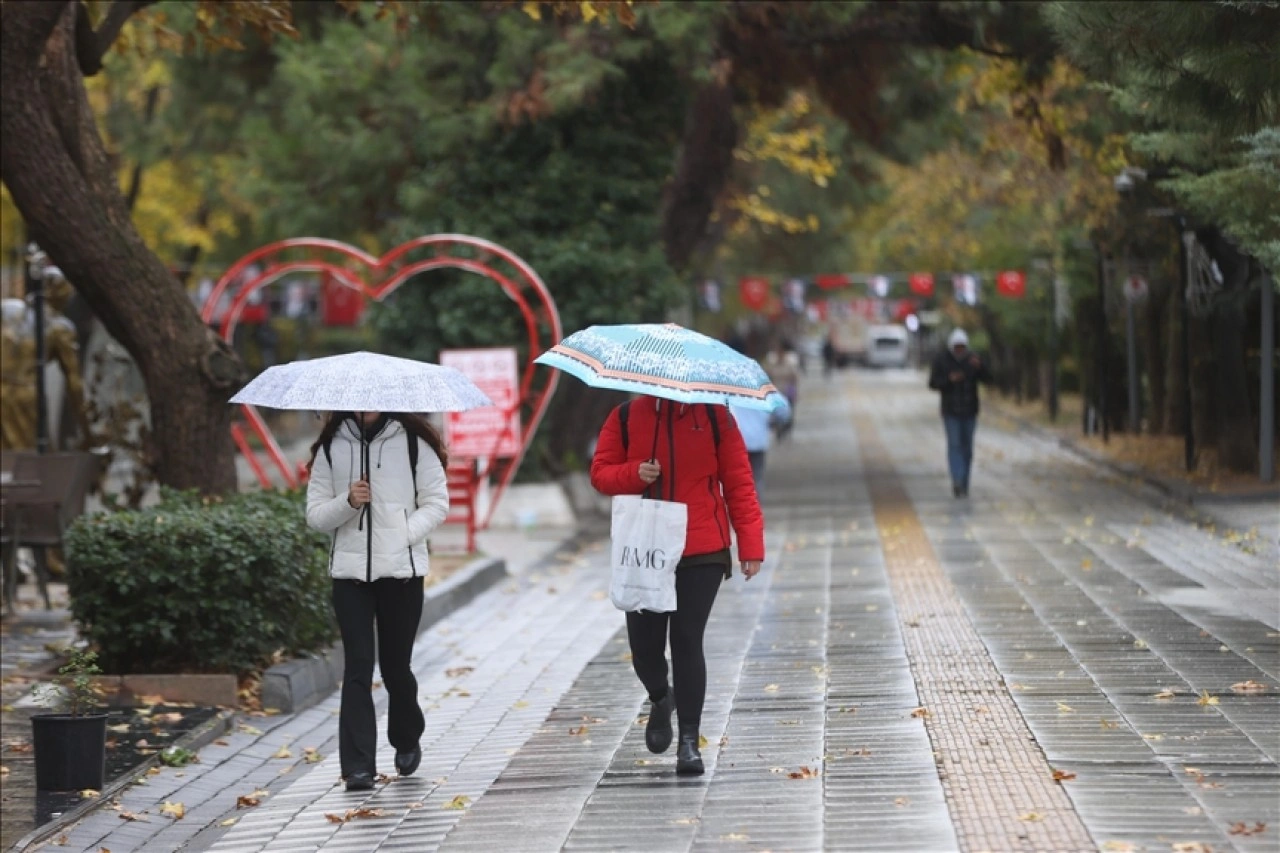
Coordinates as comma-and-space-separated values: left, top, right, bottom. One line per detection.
307, 412, 448, 473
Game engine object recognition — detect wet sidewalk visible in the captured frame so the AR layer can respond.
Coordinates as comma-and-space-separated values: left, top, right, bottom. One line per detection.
24, 370, 1279, 852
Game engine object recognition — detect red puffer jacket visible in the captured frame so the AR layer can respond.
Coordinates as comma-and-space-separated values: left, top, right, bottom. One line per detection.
589, 398, 765, 563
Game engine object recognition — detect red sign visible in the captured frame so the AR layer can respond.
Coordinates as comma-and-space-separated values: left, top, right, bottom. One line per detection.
893, 298, 918, 323
739, 276, 771, 311
996, 270, 1027, 299
814, 274, 851, 290
321, 274, 366, 326
909, 272, 935, 297
440, 347, 522, 459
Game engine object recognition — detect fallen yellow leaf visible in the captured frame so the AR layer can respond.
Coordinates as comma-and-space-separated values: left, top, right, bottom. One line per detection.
1196, 690, 1219, 706
272, 746, 293, 759
160, 801, 185, 820
1154, 689, 1176, 700
1056, 702, 1076, 713
1052, 769, 1077, 782
220, 817, 237, 826
444, 795, 470, 810
764, 684, 780, 693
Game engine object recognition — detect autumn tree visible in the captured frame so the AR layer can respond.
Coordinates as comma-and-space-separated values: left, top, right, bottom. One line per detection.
0, 1, 299, 493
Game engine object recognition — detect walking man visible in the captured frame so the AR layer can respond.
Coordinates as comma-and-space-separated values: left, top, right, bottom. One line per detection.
928, 328, 992, 497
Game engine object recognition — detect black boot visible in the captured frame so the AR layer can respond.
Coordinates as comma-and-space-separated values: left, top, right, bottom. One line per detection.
675, 723, 703, 776
345, 772, 375, 792
394, 746, 421, 776
645, 688, 675, 754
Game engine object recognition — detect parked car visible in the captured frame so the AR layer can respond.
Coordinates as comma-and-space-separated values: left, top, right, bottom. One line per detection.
865, 324, 910, 368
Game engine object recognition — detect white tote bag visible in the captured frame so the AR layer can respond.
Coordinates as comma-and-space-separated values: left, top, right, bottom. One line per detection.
609, 495, 687, 612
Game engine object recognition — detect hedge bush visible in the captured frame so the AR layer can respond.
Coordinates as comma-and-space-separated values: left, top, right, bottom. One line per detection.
65, 488, 337, 675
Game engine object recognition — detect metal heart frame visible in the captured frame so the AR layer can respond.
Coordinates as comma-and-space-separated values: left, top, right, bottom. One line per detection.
201, 235, 562, 530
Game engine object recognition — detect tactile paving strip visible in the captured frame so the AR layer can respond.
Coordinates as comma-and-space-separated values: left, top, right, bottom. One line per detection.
853, 410, 1096, 853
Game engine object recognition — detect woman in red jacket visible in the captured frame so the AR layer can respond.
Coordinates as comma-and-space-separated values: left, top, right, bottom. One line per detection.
590, 396, 765, 775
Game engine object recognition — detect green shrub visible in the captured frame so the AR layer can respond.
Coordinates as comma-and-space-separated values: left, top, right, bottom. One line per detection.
65, 489, 336, 675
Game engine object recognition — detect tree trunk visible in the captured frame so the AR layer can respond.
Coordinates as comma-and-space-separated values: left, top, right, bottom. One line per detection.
1200, 229, 1257, 472
660, 74, 738, 271
0, 2, 242, 494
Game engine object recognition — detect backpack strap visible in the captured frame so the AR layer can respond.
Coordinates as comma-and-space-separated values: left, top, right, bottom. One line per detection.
408, 434, 419, 497
323, 440, 332, 469
705, 403, 721, 450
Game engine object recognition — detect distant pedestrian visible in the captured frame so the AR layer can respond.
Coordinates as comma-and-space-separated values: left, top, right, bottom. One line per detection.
928, 329, 992, 497
730, 402, 780, 497
765, 342, 801, 440
591, 397, 764, 775
306, 411, 450, 791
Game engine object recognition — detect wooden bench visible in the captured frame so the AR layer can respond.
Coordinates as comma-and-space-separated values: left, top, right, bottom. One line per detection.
0, 450, 105, 613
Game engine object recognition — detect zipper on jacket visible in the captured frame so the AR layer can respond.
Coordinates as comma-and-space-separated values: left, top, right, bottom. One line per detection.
365, 440, 373, 583
328, 533, 337, 574
405, 509, 417, 578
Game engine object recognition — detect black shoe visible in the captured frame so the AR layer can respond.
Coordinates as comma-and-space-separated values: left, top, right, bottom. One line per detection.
960, 482, 969, 497
645, 688, 675, 754
394, 746, 421, 776
676, 723, 704, 775
345, 772, 375, 792
952, 482, 962, 498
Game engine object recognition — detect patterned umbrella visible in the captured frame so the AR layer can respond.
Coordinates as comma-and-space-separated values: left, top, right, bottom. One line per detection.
535, 323, 785, 411
229, 351, 493, 412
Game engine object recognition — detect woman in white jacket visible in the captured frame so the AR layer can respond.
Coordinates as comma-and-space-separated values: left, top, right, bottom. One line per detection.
306, 411, 449, 792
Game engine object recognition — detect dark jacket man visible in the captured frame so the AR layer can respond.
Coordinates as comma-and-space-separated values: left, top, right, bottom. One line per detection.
928, 331, 993, 417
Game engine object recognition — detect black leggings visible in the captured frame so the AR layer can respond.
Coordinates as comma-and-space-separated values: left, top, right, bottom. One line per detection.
625, 561, 724, 729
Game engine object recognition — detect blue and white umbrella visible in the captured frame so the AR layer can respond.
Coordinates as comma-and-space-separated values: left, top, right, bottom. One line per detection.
535, 323, 786, 411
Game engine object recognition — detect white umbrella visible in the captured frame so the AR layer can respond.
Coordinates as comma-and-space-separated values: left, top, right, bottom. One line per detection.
229, 351, 493, 412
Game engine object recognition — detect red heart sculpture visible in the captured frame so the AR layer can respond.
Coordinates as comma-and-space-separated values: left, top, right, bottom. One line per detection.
203, 235, 562, 529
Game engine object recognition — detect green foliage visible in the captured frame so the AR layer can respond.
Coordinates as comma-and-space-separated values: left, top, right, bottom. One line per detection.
33, 648, 105, 717
65, 489, 336, 676
1046, 1, 1280, 271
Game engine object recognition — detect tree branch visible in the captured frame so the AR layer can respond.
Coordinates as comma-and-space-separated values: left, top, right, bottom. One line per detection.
74, 0, 156, 77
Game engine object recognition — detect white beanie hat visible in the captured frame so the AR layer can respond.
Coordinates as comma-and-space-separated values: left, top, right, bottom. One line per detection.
948, 328, 969, 348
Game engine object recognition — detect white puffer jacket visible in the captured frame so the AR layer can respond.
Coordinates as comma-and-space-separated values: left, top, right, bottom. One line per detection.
305, 418, 449, 582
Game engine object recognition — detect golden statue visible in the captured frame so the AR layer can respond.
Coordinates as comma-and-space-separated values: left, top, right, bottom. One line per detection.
1, 270, 93, 452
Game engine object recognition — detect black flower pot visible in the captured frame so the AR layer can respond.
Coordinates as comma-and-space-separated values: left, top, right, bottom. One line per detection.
31, 712, 108, 791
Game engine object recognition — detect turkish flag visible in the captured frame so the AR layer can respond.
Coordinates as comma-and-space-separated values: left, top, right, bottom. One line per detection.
909, 272, 935, 297
996, 270, 1026, 299
739, 276, 771, 311
814, 273, 851, 290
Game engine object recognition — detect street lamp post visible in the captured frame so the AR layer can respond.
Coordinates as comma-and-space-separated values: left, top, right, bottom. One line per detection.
1175, 221, 1195, 471
24, 243, 51, 454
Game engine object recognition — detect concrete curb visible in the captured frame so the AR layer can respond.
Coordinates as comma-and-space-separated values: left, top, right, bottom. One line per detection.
260, 555, 509, 715
990, 402, 1280, 511
10, 708, 236, 853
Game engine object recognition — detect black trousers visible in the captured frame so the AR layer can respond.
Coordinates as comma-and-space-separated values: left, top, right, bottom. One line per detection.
625, 560, 724, 730
332, 577, 425, 777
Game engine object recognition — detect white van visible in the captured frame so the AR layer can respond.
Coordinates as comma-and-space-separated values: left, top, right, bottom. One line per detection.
865, 324, 910, 368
